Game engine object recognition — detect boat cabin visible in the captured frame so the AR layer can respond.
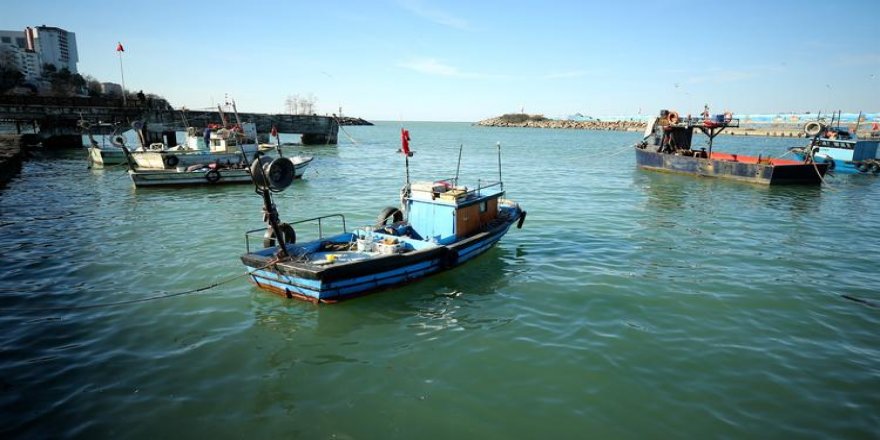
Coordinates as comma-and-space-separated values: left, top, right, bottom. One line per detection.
405, 181, 503, 244
645, 109, 739, 157
182, 122, 258, 152
812, 137, 880, 162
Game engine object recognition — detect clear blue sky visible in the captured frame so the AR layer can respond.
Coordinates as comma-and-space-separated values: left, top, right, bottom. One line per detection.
4, 0, 878, 121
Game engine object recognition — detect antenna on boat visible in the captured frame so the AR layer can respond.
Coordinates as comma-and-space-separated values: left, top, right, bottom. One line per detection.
231, 99, 243, 127
854, 111, 863, 135
454, 143, 463, 186
496, 141, 503, 190
217, 104, 228, 127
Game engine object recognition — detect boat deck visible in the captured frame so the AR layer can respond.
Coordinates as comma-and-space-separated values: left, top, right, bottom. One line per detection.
708, 152, 805, 166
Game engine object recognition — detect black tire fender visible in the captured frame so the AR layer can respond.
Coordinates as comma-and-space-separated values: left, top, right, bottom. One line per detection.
376, 206, 403, 227
205, 169, 221, 183
164, 154, 179, 167
824, 157, 835, 170
442, 249, 459, 269
263, 223, 296, 248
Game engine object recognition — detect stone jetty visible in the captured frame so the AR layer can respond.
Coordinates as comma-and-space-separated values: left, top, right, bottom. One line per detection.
475, 114, 845, 138
477, 115, 645, 132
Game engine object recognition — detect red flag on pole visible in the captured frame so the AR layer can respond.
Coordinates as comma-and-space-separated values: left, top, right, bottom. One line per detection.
400, 128, 412, 156
270, 125, 278, 137
116, 42, 124, 52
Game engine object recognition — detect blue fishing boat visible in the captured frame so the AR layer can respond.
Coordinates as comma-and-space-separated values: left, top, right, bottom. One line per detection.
788, 120, 880, 175
240, 130, 526, 303
636, 109, 828, 185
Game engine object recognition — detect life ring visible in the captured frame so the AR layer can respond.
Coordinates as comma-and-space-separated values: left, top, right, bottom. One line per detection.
111, 135, 126, 146
262, 223, 296, 248
442, 249, 459, 269
376, 206, 403, 227
667, 111, 679, 124
205, 169, 221, 183
163, 155, 179, 167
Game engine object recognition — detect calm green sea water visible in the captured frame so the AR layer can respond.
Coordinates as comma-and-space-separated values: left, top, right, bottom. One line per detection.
1, 122, 878, 438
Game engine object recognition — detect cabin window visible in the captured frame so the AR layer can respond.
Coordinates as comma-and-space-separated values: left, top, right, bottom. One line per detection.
479, 201, 487, 213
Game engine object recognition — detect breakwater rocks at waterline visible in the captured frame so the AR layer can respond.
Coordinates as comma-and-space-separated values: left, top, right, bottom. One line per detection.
477, 115, 645, 132
475, 114, 818, 138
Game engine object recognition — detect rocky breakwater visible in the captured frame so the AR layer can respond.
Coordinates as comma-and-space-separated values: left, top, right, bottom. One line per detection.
476, 113, 819, 138
476, 114, 645, 132
336, 116, 374, 126
0, 134, 25, 188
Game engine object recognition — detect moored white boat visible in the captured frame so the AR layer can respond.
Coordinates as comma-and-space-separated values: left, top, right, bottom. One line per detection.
126, 153, 313, 188
129, 122, 260, 170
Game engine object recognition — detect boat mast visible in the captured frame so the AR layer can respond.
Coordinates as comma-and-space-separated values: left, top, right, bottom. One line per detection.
496, 141, 503, 190
454, 143, 463, 186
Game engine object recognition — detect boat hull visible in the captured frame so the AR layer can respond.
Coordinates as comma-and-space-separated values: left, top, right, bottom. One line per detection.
791, 148, 880, 175
88, 147, 127, 166
635, 148, 827, 185
129, 156, 311, 187
241, 204, 524, 303
131, 150, 255, 170
129, 168, 253, 187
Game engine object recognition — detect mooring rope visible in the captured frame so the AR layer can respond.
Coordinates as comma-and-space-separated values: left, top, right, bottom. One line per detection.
0, 259, 279, 313
841, 294, 879, 309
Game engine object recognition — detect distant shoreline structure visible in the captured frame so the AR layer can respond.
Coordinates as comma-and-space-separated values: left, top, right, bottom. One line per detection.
475, 112, 880, 138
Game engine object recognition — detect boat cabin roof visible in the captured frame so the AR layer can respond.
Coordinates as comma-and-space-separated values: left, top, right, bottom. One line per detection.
407, 180, 504, 207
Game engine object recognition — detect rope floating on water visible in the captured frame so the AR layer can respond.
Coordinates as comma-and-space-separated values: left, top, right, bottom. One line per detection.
0, 260, 278, 313
841, 294, 879, 309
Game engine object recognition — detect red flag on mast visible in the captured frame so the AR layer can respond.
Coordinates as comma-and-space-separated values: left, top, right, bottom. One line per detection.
116, 42, 124, 52
270, 125, 278, 138
400, 128, 412, 156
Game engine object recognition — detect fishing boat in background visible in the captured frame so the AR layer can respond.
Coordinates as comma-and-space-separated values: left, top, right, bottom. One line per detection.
635, 109, 828, 185
122, 147, 313, 188
239, 129, 526, 303
82, 120, 128, 167
788, 115, 880, 175
129, 121, 261, 170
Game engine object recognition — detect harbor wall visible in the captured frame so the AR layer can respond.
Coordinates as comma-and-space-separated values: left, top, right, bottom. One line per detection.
0, 135, 24, 188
